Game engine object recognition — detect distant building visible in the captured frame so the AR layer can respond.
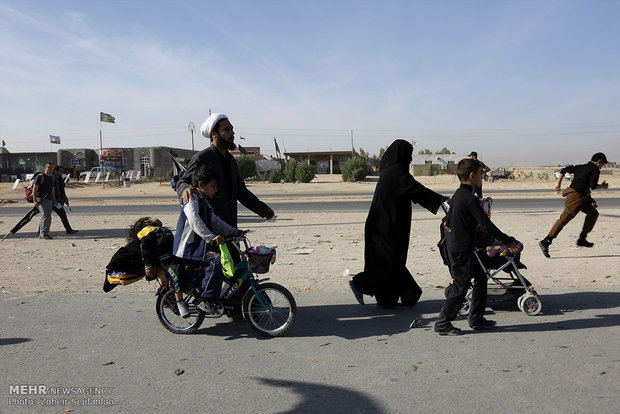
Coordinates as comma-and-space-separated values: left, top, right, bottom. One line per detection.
230, 146, 262, 159
411, 153, 468, 176
284, 150, 358, 174
0, 146, 197, 181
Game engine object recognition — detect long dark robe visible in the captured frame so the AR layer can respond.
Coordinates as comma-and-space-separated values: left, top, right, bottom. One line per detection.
353, 140, 445, 308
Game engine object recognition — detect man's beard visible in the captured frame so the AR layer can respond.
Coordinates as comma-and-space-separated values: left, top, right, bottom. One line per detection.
223, 139, 236, 151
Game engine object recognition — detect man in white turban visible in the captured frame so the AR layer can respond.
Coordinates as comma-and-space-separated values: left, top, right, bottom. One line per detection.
175, 113, 274, 302
177, 112, 274, 225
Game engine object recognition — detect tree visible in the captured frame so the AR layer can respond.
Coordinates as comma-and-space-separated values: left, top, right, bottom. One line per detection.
295, 162, 315, 183
236, 155, 256, 179
267, 168, 283, 183
378, 147, 386, 159
435, 147, 452, 154
419, 148, 432, 154
342, 157, 369, 182
283, 159, 297, 182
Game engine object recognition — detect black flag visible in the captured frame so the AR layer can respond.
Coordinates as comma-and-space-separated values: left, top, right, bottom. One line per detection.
274, 137, 280, 154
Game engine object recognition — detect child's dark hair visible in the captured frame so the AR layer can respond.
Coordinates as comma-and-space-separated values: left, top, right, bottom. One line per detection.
127, 217, 162, 241
591, 152, 607, 164
192, 165, 219, 188
457, 158, 483, 182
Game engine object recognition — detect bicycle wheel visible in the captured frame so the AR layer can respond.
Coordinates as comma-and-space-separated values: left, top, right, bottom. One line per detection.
243, 283, 296, 337
156, 289, 204, 334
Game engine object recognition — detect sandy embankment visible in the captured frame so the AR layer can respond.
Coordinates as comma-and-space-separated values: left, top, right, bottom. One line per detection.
0, 169, 618, 295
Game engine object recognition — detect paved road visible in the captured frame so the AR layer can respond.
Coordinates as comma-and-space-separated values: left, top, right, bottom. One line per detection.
2, 187, 619, 203
1, 289, 618, 413
2, 197, 619, 217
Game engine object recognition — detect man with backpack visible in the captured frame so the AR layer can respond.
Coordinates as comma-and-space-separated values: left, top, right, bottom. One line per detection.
33, 162, 57, 239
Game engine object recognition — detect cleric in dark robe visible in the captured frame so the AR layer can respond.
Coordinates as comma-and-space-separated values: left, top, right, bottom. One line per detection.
350, 140, 447, 308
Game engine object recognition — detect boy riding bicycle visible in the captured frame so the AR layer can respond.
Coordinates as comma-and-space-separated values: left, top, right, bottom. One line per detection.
172, 165, 241, 314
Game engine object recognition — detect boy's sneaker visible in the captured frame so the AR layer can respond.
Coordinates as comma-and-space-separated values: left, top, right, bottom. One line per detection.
197, 299, 220, 316
66, 229, 79, 234
349, 280, 364, 305
39, 233, 53, 240
576, 238, 594, 248
538, 239, 550, 258
177, 301, 190, 319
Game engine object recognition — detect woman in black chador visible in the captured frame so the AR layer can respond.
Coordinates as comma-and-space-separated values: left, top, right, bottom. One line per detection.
350, 140, 447, 308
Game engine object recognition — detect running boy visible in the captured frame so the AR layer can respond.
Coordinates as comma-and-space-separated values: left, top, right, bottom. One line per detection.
538, 152, 609, 258
173, 165, 240, 314
434, 158, 522, 336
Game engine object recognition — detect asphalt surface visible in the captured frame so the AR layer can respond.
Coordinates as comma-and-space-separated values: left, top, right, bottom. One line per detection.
2, 187, 619, 202
1, 289, 619, 413
2, 197, 619, 217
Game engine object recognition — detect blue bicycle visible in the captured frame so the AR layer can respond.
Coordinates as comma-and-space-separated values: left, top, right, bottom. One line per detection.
156, 234, 296, 337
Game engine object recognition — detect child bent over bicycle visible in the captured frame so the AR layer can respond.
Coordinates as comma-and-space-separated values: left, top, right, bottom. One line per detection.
172, 165, 242, 314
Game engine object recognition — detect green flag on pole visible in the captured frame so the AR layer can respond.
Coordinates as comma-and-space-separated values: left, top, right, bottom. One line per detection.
100, 112, 116, 123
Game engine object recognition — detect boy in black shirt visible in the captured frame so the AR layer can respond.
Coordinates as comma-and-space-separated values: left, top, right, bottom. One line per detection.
538, 153, 609, 258
435, 159, 522, 336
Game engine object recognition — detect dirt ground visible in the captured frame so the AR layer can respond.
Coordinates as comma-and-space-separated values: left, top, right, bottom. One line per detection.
0, 169, 618, 296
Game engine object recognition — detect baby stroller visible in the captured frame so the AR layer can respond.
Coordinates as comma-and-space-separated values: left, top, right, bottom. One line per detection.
437, 199, 542, 316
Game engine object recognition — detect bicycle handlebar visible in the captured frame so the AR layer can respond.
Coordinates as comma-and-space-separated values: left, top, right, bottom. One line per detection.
208, 230, 250, 246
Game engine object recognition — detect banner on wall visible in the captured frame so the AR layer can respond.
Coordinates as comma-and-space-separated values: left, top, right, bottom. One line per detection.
99, 149, 123, 165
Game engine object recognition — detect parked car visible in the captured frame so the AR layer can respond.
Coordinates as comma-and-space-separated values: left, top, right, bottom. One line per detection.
79, 166, 116, 180
487, 168, 512, 181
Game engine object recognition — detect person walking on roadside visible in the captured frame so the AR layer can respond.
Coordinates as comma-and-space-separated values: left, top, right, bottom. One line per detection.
538, 152, 609, 258
349, 139, 448, 308
434, 158, 522, 336
52, 165, 78, 235
33, 162, 57, 239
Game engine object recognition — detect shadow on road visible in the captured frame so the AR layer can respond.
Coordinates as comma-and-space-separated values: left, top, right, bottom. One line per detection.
0, 337, 32, 346
194, 299, 446, 340
255, 377, 386, 413
494, 313, 620, 333
474, 291, 620, 334
191, 291, 620, 339
1, 228, 128, 240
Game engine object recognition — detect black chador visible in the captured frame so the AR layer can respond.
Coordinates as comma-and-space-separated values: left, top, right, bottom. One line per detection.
352, 140, 446, 308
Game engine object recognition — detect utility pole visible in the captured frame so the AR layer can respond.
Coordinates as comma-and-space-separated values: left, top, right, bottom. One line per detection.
188, 122, 196, 151
351, 130, 354, 156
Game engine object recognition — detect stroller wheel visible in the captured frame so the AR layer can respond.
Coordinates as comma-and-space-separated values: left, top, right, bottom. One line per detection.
519, 294, 542, 316
459, 300, 471, 316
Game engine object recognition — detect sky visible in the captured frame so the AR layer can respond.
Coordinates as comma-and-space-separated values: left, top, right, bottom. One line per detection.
0, 0, 618, 166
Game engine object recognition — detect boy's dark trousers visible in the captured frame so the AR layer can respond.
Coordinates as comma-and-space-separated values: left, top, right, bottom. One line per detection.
201, 253, 225, 300
435, 250, 487, 331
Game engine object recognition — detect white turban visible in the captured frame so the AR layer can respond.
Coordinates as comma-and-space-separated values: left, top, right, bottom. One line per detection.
200, 113, 229, 139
